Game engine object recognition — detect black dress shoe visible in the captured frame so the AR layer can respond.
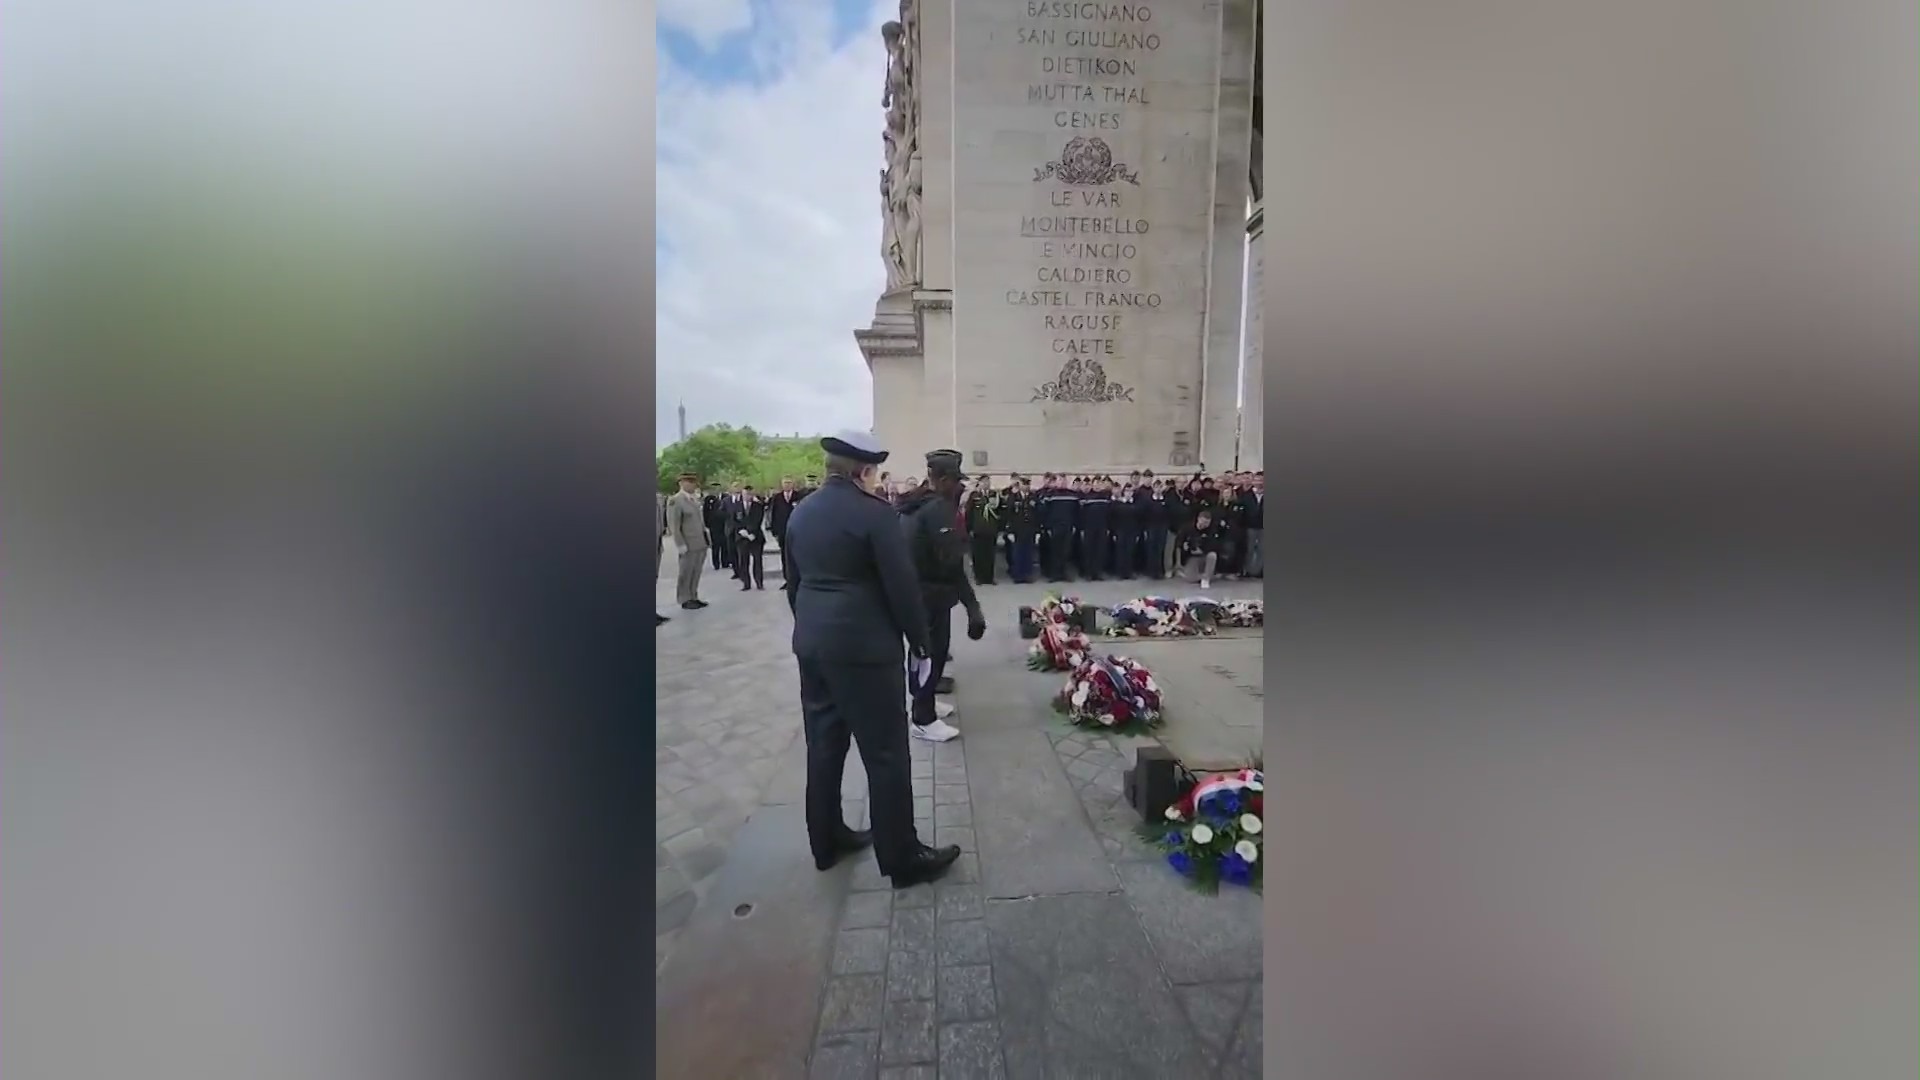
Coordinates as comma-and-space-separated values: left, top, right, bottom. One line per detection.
740, 584, 752, 592
935, 676, 955, 695
680, 601, 698, 610
690, 599, 710, 609
813, 828, 874, 871
889, 843, 962, 888
656, 614, 670, 625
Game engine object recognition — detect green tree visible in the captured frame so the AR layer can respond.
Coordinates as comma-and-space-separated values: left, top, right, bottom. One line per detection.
656, 425, 831, 493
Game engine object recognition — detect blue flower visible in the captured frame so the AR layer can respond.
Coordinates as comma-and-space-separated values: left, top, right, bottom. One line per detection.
1217, 792, 1240, 815
1164, 831, 1184, 846
1222, 853, 1251, 885
1167, 851, 1193, 876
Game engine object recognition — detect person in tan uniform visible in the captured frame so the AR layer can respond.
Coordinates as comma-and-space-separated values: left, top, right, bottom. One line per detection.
664, 472, 710, 610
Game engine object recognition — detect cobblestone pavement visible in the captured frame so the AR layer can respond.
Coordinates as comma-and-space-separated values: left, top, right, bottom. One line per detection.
658, 555, 1265, 1075
655, 557, 802, 973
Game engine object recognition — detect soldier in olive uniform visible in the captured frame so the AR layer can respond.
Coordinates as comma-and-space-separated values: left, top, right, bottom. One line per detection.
784, 430, 962, 887
963, 478, 1000, 586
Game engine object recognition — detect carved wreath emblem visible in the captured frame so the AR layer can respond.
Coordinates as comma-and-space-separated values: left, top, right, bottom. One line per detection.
1033, 137, 1140, 186
1032, 357, 1134, 403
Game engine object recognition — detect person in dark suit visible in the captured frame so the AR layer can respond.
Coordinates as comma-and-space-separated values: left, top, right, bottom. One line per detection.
784, 430, 961, 888
1136, 473, 1166, 580
702, 483, 730, 570
730, 485, 768, 590
768, 477, 803, 579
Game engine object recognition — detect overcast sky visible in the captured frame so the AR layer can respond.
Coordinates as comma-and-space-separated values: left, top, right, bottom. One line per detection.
657, 0, 890, 446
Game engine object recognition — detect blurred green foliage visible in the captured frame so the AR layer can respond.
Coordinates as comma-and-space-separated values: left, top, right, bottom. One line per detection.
657, 425, 826, 493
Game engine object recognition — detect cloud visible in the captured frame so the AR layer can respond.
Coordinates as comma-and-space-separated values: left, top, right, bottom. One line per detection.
656, 0, 890, 445
655, 0, 756, 53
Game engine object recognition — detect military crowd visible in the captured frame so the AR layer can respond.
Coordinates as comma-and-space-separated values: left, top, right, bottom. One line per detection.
886, 468, 1265, 589
655, 436, 1267, 891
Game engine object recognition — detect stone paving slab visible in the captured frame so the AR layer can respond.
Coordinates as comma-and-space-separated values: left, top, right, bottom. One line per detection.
1109, 634, 1265, 770
986, 892, 1214, 1078
965, 727, 1119, 899
656, 800, 842, 1080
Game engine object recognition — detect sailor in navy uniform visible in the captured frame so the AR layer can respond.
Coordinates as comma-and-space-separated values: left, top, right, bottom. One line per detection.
783, 430, 962, 887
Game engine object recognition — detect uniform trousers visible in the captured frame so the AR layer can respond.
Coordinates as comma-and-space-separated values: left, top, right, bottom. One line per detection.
910, 604, 953, 727
967, 534, 997, 584
707, 523, 730, 568
675, 546, 706, 605
1044, 526, 1075, 580
1009, 535, 1038, 582
1114, 527, 1140, 577
1143, 525, 1169, 579
800, 657, 919, 874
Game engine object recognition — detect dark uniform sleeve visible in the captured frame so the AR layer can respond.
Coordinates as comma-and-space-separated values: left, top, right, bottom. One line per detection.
783, 519, 803, 617
875, 506, 932, 654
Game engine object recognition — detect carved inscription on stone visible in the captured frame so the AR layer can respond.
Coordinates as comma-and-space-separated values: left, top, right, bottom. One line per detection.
953, 0, 1223, 465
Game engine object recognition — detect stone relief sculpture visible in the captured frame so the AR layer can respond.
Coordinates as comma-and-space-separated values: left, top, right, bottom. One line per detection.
1033, 137, 1140, 187
879, 1, 921, 292
1032, 357, 1135, 403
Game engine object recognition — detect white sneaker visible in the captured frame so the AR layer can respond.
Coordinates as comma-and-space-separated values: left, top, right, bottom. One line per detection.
912, 718, 961, 742
905, 697, 957, 720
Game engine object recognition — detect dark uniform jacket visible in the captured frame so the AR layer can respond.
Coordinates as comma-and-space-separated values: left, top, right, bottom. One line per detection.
783, 475, 931, 664
701, 492, 724, 529
898, 488, 981, 615
1001, 490, 1039, 538
1041, 486, 1080, 533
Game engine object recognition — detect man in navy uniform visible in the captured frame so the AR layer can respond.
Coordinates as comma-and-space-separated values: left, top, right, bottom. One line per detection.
1040, 474, 1080, 582
1077, 477, 1114, 581
1003, 474, 1039, 584
784, 430, 963, 887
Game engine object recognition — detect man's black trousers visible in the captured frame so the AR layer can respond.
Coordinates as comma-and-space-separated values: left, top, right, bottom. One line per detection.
799, 657, 918, 875
911, 604, 953, 727
968, 533, 997, 584
734, 539, 765, 587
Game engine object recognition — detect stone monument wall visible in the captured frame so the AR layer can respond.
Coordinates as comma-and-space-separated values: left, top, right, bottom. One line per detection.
948, 0, 1254, 475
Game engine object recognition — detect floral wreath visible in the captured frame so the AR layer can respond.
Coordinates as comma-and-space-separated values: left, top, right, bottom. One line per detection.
1027, 621, 1092, 672
1105, 596, 1212, 638
1051, 653, 1163, 735
1142, 768, 1264, 892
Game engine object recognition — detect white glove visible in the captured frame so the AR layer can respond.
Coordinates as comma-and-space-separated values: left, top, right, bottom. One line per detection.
738, 529, 751, 539
676, 543, 688, 555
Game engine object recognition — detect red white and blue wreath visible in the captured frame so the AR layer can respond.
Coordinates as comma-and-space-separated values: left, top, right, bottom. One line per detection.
1106, 596, 1264, 637
1051, 653, 1164, 734
1141, 768, 1264, 893
1027, 621, 1093, 671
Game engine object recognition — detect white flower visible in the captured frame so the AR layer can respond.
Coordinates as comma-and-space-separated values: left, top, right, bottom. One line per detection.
1098, 713, 1116, 726
1071, 685, 1090, 707
1234, 840, 1259, 863
1164, 805, 1183, 821
1190, 823, 1214, 845
1143, 677, 1158, 693
1240, 814, 1262, 834
1246, 780, 1263, 792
